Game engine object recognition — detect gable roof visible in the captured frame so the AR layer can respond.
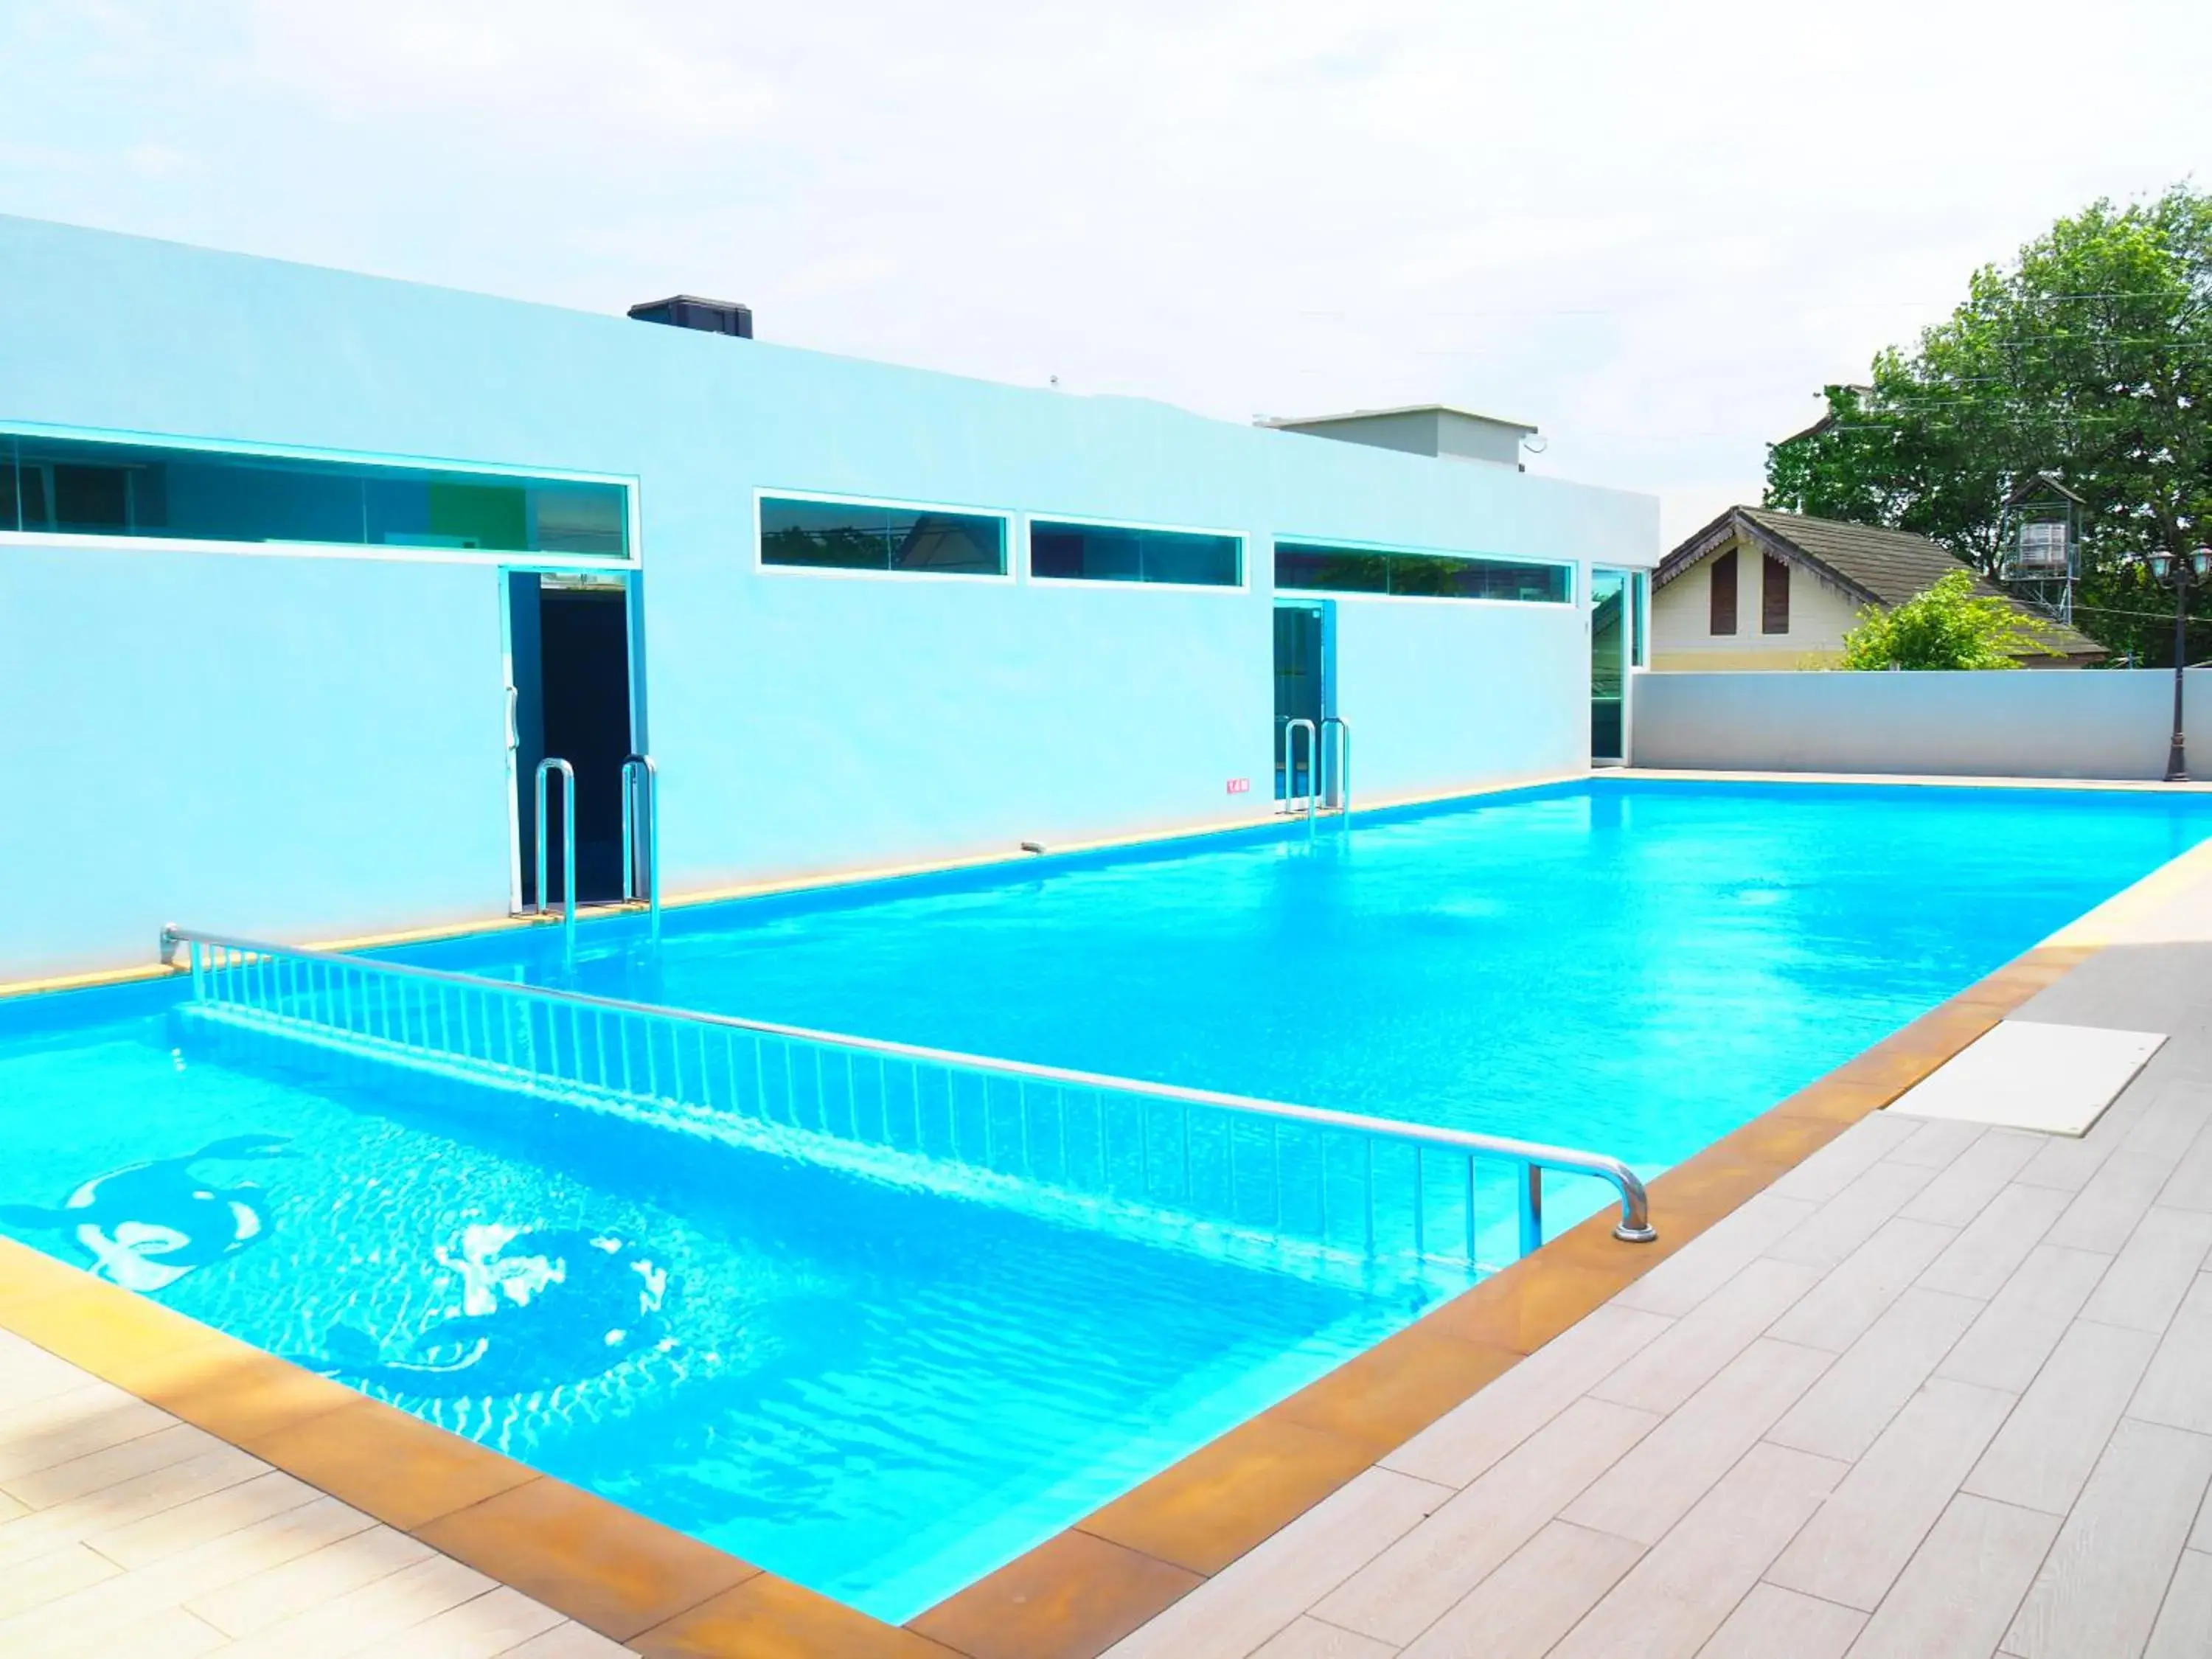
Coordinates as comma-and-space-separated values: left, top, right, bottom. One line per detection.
1656, 507, 2105, 659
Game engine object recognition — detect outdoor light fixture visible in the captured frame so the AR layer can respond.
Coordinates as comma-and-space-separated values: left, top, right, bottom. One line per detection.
2151, 546, 2212, 782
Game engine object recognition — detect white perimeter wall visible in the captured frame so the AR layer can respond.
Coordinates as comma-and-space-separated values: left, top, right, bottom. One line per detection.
0, 548, 513, 979
1633, 668, 2212, 780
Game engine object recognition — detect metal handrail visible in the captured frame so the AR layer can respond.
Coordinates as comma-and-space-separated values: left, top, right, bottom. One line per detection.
1282, 717, 1318, 821
533, 757, 577, 961
1320, 714, 1352, 819
156, 924, 1655, 1243
621, 753, 661, 942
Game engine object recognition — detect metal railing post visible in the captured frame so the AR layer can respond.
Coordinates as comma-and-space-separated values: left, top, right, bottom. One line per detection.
1282, 717, 1318, 821
1320, 715, 1352, 819
1517, 1162, 1544, 1257
158, 923, 1658, 1248
622, 753, 661, 943
534, 757, 577, 961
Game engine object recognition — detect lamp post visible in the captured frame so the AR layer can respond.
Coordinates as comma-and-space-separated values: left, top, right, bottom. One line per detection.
2148, 546, 2212, 782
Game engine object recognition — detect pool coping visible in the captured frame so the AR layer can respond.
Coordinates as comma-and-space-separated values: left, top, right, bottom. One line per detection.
0, 933, 2103, 1656
5, 765, 2197, 1005
0, 769, 1599, 1004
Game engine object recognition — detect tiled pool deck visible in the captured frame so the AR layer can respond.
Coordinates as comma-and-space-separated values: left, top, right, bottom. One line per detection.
7, 805, 2212, 1655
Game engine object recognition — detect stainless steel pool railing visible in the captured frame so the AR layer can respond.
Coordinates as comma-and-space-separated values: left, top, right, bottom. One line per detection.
157, 926, 1656, 1261
621, 753, 661, 943
1320, 714, 1352, 819
1281, 717, 1318, 821
533, 757, 577, 961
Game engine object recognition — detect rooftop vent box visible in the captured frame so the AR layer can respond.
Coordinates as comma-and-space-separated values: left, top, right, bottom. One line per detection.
1258, 405, 1537, 468
628, 295, 754, 338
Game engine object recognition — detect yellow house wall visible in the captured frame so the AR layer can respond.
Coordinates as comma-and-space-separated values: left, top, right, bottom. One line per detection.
1649, 539, 1865, 671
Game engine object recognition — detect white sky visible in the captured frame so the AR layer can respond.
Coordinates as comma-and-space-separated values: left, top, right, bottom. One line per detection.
2, 1, 2205, 547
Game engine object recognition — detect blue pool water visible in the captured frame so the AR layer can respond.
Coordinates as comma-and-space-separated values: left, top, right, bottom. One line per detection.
4, 778, 2210, 1618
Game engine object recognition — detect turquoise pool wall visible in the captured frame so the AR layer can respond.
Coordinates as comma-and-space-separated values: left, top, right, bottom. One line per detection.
0, 213, 1655, 981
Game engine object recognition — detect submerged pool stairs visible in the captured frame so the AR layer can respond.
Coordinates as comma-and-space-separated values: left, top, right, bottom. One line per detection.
159, 926, 1652, 1279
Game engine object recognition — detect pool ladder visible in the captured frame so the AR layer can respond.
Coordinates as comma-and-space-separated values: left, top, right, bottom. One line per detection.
1281, 716, 1353, 824
622, 753, 661, 943
531, 753, 662, 958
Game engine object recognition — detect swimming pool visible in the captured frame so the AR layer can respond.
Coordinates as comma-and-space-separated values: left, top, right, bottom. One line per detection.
4, 777, 2208, 1618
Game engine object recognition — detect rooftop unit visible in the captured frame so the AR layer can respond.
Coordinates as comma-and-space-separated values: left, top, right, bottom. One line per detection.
1258, 404, 1538, 469
627, 294, 754, 338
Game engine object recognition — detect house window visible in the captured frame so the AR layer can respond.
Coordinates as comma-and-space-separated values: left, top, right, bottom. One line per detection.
1763, 554, 1790, 634
1710, 549, 1738, 635
1033, 521, 1241, 587
1, 429, 630, 558
759, 495, 1006, 575
1274, 542, 1570, 602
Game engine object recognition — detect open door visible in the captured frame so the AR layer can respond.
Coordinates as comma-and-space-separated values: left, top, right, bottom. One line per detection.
1274, 601, 1328, 801
508, 572, 635, 910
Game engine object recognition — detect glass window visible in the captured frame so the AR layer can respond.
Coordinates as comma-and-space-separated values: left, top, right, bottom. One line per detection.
759, 495, 1006, 575
0, 431, 628, 557
1274, 541, 1570, 603
1031, 521, 1241, 587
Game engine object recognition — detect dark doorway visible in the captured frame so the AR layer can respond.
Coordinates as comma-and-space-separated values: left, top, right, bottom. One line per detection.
511, 574, 633, 908
1274, 602, 1326, 801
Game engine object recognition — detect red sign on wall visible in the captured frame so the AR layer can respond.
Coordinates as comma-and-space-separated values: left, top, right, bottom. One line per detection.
1226, 778, 1251, 794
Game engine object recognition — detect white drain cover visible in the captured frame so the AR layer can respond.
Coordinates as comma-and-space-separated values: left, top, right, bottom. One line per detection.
1888, 1020, 2166, 1137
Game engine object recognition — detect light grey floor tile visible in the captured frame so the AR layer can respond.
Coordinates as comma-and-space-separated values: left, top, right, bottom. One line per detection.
2118, 1079, 2212, 1164
2014, 1121, 2132, 1194
1398, 1522, 1643, 1659
2043, 1151, 2174, 1253
1888, 1119, 1990, 1171
0, 1335, 102, 1415
2079, 1206, 2212, 1333
2003, 1419, 2212, 1659
2156, 1121, 2212, 1214
1107, 1468, 1450, 1659
1591, 1258, 1822, 1416
1248, 1617, 1398, 1659
1902, 1130, 2047, 1228
1770, 1114, 1927, 1205
1963, 1320, 2160, 1514
0, 1422, 226, 1510
1767, 1377, 2016, 1611
1937, 1244, 2113, 1393
1380, 1303, 1672, 1488
2146, 1548, 2212, 1659
1550, 1443, 1846, 1659
1916, 1183, 2073, 1300
0, 1385, 176, 1485
1613, 1191, 1821, 1320
2128, 1272, 2212, 1434
1767, 1218, 1958, 1354
1767, 1289, 1983, 1463
1699, 1584, 1864, 1659
1844, 1495, 2057, 1659
1562, 1338, 1833, 1548
1770, 1161, 1942, 1273
495, 1624, 637, 1659
1314, 1399, 1654, 1644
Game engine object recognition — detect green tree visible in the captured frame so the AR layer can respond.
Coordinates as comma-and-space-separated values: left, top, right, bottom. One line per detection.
1837, 571, 2056, 670
1767, 184, 2212, 663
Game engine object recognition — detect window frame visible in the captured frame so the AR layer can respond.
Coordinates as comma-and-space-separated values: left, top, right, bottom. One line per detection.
1710, 548, 1739, 636
1761, 552, 1791, 635
1271, 534, 1574, 607
1024, 510, 1248, 594
751, 487, 1015, 585
0, 420, 641, 570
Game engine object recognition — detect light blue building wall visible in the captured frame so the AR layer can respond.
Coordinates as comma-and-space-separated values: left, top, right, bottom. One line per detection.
0, 216, 1656, 979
